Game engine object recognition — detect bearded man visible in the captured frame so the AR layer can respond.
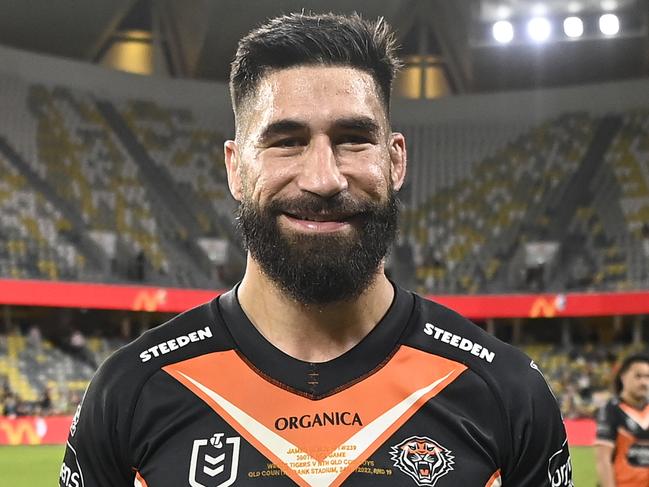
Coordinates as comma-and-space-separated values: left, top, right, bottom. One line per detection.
60, 12, 571, 487
596, 353, 649, 487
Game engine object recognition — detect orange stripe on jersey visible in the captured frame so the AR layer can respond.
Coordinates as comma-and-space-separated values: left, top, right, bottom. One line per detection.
619, 402, 649, 430
613, 428, 649, 487
613, 427, 634, 470
485, 469, 502, 487
164, 345, 467, 487
134, 471, 149, 487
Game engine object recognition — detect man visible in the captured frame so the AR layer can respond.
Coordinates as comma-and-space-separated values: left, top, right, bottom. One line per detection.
60, 13, 572, 487
596, 353, 649, 486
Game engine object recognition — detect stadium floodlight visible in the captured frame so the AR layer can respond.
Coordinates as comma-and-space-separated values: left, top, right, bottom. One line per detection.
492, 20, 514, 44
527, 17, 552, 42
599, 13, 620, 35
563, 16, 584, 38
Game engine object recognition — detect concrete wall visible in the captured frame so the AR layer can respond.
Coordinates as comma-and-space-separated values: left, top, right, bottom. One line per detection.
392, 77, 649, 125
0, 44, 233, 128
2, 42, 649, 131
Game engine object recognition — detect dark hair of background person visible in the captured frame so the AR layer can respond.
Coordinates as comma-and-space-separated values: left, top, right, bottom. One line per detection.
614, 352, 649, 395
229, 12, 402, 120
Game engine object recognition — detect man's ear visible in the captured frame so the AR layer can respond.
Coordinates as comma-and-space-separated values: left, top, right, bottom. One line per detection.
224, 140, 243, 201
388, 132, 407, 191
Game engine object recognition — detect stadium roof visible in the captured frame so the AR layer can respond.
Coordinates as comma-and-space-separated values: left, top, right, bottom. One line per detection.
0, 0, 647, 94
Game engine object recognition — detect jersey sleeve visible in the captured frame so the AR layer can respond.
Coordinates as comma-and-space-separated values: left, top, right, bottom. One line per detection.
501, 360, 573, 487
59, 355, 135, 487
595, 401, 617, 445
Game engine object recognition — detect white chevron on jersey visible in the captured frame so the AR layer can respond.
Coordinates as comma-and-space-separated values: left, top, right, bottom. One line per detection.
178, 370, 454, 487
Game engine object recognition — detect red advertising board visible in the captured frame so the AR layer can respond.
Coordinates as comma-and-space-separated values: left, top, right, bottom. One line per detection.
0, 279, 219, 313
0, 278, 648, 318
564, 418, 596, 446
0, 416, 72, 445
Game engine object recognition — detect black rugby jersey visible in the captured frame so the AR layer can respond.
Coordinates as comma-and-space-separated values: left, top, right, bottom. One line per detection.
60, 285, 572, 487
595, 398, 649, 486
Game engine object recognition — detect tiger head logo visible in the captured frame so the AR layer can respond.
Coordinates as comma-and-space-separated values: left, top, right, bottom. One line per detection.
390, 436, 454, 486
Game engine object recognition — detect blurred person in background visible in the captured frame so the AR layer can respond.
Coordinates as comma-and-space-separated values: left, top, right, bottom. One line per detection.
68, 328, 97, 369
642, 223, 649, 281
27, 324, 43, 351
2, 392, 18, 418
595, 353, 649, 487
39, 386, 52, 414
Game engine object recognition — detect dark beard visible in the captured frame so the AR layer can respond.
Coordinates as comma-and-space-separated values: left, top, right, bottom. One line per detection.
236, 190, 399, 305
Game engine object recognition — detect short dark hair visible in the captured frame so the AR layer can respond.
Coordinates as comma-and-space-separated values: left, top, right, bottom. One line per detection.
614, 352, 649, 395
230, 12, 402, 118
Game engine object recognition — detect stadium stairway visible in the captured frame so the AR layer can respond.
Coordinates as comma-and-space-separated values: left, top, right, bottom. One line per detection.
547, 115, 623, 243
95, 100, 215, 288
544, 116, 624, 290
4, 334, 38, 402
503, 115, 624, 291
0, 136, 109, 277
591, 161, 628, 240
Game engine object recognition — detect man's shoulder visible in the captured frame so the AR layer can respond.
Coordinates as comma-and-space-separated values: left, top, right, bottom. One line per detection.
597, 396, 622, 416
95, 298, 233, 389
406, 293, 533, 374
607, 396, 621, 407
596, 397, 622, 441
401, 293, 555, 410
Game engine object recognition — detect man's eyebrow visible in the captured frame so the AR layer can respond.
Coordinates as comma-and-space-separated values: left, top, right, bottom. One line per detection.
258, 119, 307, 142
334, 117, 381, 135
257, 116, 381, 143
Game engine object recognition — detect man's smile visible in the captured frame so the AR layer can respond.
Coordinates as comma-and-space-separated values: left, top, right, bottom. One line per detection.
279, 211, 359, 232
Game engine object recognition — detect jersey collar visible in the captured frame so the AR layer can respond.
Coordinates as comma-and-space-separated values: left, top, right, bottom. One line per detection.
215, 282, 415, 398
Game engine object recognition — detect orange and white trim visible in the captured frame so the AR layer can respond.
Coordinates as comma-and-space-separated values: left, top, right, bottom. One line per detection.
485, 469, 502, 487
164, 345, 467, 487
620, 402, 649, 430
134, 471, 149, 487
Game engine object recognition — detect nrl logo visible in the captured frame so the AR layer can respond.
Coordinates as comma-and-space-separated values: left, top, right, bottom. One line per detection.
70, 403, 82, 437
189, 433, 241, 487
390, 436, 454, 486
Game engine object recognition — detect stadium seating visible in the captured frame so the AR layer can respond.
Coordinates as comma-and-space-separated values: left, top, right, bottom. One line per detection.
0, 72, 234, 287
1, 68, 648, 294
119, 99, 235, 236
401, 113, 596, 294
0, 329, 125, 415
600, 110, 649, 287
27, 85, 170, 278
0, 153, 82, 280
523, 342, 647, 419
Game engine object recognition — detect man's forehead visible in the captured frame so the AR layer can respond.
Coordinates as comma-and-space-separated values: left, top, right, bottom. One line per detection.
263, 65, 376, 95
240, 65, 387, 134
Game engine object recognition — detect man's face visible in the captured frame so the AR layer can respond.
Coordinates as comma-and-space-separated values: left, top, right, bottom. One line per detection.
225, 66, 407, 304
621, 362, 649, 403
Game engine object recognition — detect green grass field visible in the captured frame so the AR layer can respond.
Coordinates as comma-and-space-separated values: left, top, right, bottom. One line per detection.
572, 445, 597, 486
1, 445, 65, 486
0, 444, 597, 486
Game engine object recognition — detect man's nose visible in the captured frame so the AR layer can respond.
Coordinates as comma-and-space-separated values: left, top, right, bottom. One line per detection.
295, 137, 348, 197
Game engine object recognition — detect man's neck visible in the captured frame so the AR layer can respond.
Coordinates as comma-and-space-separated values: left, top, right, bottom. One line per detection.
236, 257, 395, 363
621, 392, 648, 410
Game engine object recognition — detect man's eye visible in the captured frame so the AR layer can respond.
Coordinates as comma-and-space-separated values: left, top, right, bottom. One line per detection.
337, 135, 371, 145
273, 138, 304, 148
